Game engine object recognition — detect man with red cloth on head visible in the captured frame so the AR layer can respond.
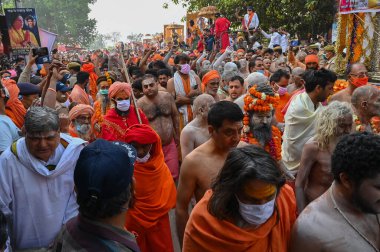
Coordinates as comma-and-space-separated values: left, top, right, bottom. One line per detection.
68, 104, 95, 142
2, 79, 26, 129
214, 13, 231, 50
305, 54, 319, 70
124, 124, 176, 252
101, 82, 149, 142
81, 63, 98, 101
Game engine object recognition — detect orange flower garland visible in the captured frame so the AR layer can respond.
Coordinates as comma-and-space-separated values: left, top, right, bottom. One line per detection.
244, 85, 280, 113
242, 126, 282, 161
105, 71, 113, 85
353, 114, 380, 134
333, 79, 349, 94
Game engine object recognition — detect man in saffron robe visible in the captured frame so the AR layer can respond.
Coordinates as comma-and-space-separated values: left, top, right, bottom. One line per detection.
124, 124, 176, 252
82, 62, 99, 101
202, 70, 221, 102
183, 145, 296, 251
2, 79, 26, 129
101, 82, 149, 142
69, 71, 91, 105
214, 13, 231, 50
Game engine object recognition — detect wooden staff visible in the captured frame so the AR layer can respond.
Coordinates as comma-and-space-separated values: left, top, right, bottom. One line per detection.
118, 46, 142, 124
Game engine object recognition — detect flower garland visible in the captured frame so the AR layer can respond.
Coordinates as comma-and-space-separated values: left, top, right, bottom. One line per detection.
333, 79, 349, 94
243, 85, 280, 113
353, 114, 380, 134
105, 71, 113, 85
352, 13, 365, 63
241, 126, 282, 161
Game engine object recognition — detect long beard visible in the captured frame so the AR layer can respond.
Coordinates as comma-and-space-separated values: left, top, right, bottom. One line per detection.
100, 95, 109, 114
251, 124, 272, 146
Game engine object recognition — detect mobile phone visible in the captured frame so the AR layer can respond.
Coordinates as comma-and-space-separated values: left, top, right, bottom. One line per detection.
32, 47, 50, 64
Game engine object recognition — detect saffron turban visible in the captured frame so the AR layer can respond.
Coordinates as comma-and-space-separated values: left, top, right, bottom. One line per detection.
124, 124, 158, 145
108, 81, 132, 99
81, 63, 95, 73
305, 55, 319, 64
152, 54, 163, 61
69, 104, 94, 121
237, 49, 245, 54
202, 70, 220, 92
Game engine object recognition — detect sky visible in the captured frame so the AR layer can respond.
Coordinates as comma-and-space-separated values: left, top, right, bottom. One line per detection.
89, 0, 187, 40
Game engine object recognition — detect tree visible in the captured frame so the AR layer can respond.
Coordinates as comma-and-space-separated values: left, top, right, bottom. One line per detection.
165, 0, 337, 39
4, 0, 98, 47
127, 33, 144, 42
89, 33, 107, 50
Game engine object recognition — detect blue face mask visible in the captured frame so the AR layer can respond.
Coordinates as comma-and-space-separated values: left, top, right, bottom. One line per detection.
99, 89, 109, 95
257, 70, 265, 74
115, 99, 131, 112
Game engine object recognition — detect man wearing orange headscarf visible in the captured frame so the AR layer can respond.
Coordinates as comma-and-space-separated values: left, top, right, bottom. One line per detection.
305, 54, 319, 70
68, 104, 94, 142
101, 82, 149, 141
202, 70, 221, 102
81, 63, 98, 101
2, 79, 26, 129
124, 124, 176, 252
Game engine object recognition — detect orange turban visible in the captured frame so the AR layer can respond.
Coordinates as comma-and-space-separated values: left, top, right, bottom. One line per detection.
108, 81, 132, 99
237, 49, 245, 54
125, 124, 158, 145
68, 104, 94, 121
305, 55, 319, 64
81, 63, 95, 73
3, 79, 26, 129
82, 63, 98, 101
201, 70, 220, 92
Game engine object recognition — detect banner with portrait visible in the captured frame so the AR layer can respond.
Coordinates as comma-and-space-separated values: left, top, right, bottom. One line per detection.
339, 0, 380, 14
5, 8, 41, 54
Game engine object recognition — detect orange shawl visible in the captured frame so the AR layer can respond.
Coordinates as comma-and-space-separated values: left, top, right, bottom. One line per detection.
180, 75, 194, 123
91, 100, 110, 138
82, 63, 98, 101
69, 85, 90, 105
3, 79, 26, 129
124, 125, 176, 229
183, 185, 296, 252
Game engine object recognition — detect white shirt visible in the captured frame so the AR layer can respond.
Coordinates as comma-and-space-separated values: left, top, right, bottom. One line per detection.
244, 13, 259, 29
261, 30, 281, 49
0, 134, 85, 250
280, 34, 290, 53
0, 115, 20, 153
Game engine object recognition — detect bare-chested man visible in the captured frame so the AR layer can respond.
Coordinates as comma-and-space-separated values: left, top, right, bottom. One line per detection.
176, 101, 244, 246
137, 74, 180, 180
180, 94, 215, 160
329, 63, 368, 103
296, 101, 353, 213
291, 133, 380, 252
352, 85, 380, 133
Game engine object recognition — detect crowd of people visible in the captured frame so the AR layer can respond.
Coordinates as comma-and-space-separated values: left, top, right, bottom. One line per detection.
0, 5, 379, 252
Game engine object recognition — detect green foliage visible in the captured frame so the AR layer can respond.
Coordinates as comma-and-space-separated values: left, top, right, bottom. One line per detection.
6, 0, 97, 47
166, 0, 337, 38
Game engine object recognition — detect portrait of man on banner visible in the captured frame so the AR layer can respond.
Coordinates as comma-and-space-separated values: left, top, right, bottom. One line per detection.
5, 8, 41, 51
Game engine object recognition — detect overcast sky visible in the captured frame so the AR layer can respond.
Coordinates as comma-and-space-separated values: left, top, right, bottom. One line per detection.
89, 0, 186, 40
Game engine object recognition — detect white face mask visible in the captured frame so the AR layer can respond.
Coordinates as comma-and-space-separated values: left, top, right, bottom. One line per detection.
236, 196, 276, 226
115, 99, 130, 112
136, 152, 150, 163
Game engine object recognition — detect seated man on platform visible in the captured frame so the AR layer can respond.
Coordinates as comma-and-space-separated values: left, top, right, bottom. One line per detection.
183, 145, 296, 251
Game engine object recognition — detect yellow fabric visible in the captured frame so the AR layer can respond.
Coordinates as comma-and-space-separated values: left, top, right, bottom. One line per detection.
8, 27, 38, 48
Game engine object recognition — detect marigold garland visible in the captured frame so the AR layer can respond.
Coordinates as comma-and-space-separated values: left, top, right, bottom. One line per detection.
333, 79, 349, 94
244, 85, 280, 113
241, 126, 282, 161
352, 13, 365, 63
105, 72, 113, 85
353, 114, 380, 134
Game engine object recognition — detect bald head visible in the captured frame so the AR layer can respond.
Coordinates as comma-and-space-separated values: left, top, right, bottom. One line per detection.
351, 85, 379, 108
352, 85, 380, 120
292, 67, 305, 77
193, 94, 215, 116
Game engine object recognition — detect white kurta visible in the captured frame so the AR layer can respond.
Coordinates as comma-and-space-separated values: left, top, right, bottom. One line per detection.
0, 134, 86, 250
282, 92, 321, 171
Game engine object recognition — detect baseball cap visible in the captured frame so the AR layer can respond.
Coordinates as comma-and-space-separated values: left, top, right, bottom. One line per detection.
17, 82, 41, 96
74, 139, 137, 200
56, 81, 72, 92
247, 6, 253, 10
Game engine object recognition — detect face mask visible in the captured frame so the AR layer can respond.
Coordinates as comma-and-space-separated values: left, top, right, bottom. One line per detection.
99, 89, 109, 95
115, 99, 130, 112
257, 70, 265, 74
180, 64, 191, 75
223, 85, 229, 92
275, 84, 287, 96
351, 76, 368, 87
236, 196, 276, 226
136, 151, 150, 163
